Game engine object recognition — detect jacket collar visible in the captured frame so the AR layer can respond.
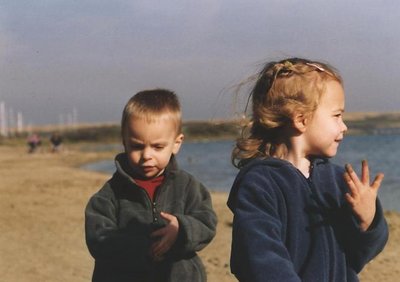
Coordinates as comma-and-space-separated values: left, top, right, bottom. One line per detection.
114, 152, 179, 183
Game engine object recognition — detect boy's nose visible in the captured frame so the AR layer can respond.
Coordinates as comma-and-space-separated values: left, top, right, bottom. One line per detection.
142, 147, 152, 160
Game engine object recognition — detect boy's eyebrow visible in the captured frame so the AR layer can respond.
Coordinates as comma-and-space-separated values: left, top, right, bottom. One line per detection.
151, 141, 169, 146
127, 138, 143, 144
128, 138, 168, 145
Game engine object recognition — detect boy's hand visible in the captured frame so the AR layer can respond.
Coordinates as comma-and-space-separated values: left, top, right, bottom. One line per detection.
150, 212, 179, 261
344, 160, 384, 231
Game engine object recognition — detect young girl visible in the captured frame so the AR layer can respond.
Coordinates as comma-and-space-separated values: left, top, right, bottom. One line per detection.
227, 58, 388, 281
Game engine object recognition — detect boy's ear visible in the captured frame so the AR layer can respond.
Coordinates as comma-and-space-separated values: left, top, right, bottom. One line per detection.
172, 133, 184, 154
293, 113, 308, 133
121, 134, 127, 150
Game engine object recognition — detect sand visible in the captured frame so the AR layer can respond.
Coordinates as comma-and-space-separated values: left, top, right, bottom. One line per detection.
0, 144, 398, 281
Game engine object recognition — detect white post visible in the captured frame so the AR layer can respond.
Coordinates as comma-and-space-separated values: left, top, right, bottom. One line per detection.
59, 113, 64, 130
0, 101, 8, 137
17, 112, 24, 134
72, 107, 78, 128
26, 122, 33, 134
8, 107, 15, 136
67, 113, 73, 128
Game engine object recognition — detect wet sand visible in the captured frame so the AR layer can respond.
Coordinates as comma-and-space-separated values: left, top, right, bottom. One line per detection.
0, 145, 398, 281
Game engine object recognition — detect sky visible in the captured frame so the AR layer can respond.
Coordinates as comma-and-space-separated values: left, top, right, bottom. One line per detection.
1, 0, 400, 126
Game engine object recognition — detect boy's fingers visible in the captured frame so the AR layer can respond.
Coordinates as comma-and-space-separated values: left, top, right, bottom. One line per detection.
150, 244, 165, 261
151, 239, 166, 253
152, 240, 169, 257
160, 212, 174, 221
160, 212, 172, 221
151, 228, 165, 238
151, 242, 162, 255
361, 160, 370, 184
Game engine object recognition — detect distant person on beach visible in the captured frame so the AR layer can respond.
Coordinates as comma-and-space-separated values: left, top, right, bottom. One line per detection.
49, 132, 63, 153
227, 58, 388, 281
27, 133, 41, 153
85, 89, 217, 282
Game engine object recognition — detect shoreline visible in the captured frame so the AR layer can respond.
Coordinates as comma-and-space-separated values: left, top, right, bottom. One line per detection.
0, 145, 398, 281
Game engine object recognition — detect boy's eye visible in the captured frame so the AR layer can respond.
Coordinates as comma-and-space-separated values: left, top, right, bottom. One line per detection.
129, 144, 143, 150
154, 145, 165, 150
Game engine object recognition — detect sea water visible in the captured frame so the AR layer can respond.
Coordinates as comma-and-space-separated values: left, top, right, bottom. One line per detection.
82, 135, 400, 211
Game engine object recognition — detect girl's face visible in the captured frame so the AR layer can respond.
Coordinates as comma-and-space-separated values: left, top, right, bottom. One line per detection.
123, 115, 183, 179
303, 80, 348, 158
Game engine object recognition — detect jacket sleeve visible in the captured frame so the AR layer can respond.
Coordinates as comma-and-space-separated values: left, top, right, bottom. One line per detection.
229, 169, 301, 282
343, 199, 389, 272
85, 188, 152, 270
331, 165, 389, 273
172, 177, 217, 255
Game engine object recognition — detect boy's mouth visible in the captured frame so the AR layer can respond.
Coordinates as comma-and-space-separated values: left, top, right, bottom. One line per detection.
142, 165, 155, 172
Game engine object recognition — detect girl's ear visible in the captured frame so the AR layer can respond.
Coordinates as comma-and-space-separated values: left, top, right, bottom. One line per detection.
293, 113, 308, 133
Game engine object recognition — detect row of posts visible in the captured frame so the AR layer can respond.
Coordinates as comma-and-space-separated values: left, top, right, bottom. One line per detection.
0, 101, 24, 137
0, 101, 79, 137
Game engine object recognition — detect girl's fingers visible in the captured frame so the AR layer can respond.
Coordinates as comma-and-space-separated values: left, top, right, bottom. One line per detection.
345, 164, 362, 187
361, 160, 370, 184
344, 171, 359, 196
345, 193, 356, 206
371, 173, 384, 191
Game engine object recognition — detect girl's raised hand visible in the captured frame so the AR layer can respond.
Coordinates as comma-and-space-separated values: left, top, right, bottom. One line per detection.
344, 160, 384, 231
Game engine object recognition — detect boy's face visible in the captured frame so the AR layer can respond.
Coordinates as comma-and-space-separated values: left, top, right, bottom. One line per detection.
303, 80, 348, 158
123, 115, 183, 179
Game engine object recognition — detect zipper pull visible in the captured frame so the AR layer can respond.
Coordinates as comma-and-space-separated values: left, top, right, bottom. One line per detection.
152, 202, 158, 222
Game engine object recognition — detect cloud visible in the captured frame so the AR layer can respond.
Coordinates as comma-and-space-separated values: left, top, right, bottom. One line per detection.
1, 0, 400, 125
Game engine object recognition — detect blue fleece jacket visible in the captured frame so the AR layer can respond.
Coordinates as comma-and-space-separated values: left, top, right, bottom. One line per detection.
227, 158, 388, 282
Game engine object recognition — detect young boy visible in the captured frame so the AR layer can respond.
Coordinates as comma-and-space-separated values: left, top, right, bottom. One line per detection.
85, 89, 217, 282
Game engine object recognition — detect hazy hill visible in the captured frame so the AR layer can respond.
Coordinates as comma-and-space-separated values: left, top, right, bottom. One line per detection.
2, 112, 400, 144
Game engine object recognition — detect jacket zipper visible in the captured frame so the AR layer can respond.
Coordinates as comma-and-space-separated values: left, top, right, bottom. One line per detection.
138, 187, 160, 225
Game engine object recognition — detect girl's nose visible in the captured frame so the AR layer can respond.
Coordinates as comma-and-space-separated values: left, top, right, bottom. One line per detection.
341, 120, 348, 132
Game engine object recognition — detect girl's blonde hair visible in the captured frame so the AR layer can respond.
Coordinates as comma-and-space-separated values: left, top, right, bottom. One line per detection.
232, 58, 342, 168
121, 89, 182, 140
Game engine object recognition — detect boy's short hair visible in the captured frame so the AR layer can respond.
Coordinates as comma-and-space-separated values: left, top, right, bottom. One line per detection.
121, 89, 182, 138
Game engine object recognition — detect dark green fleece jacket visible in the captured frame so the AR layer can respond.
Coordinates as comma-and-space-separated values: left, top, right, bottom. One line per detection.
85, 153, 217, 282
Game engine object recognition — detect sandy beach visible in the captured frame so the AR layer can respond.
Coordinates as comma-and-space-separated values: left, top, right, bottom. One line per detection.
0, 144, 399, 281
